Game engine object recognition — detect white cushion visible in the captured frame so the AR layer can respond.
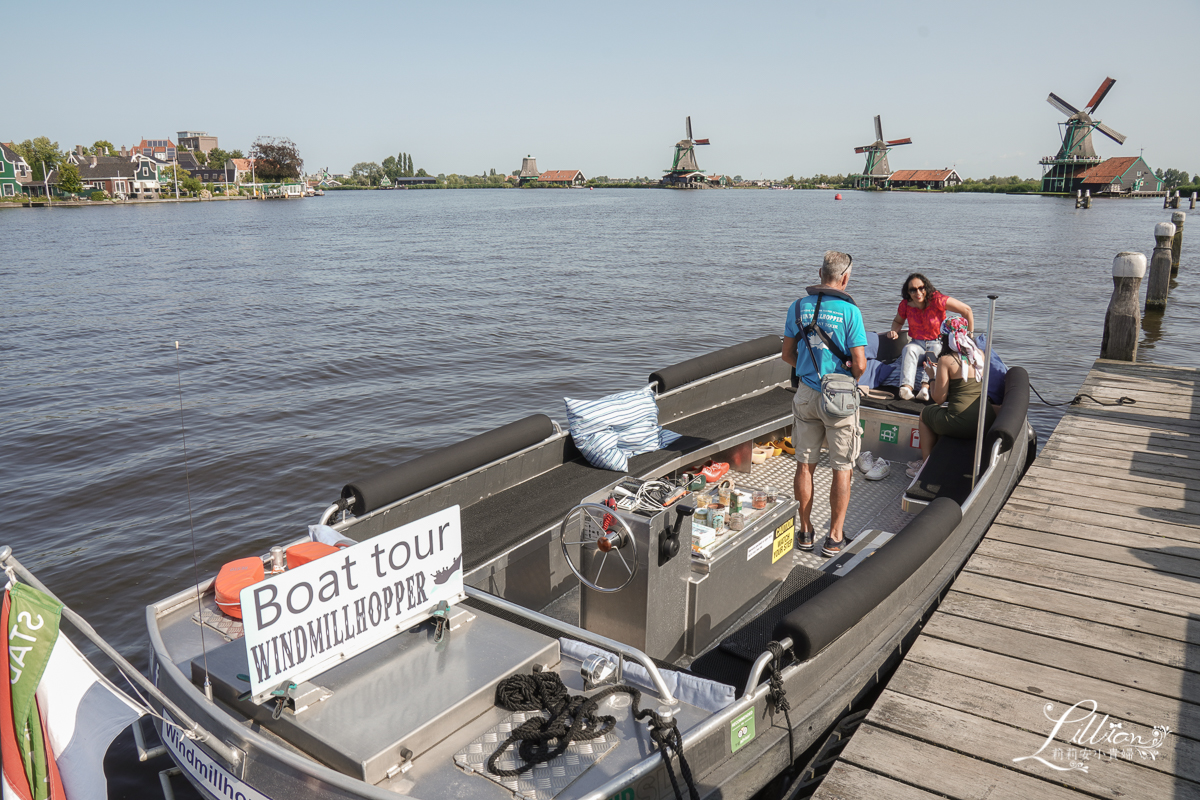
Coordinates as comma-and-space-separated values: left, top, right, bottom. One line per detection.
565, 386, 673, 471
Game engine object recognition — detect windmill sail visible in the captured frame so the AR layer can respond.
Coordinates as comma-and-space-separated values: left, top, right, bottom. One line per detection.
1095, 121, 1126, 145
1086, 77, 1116, 112
1046, 93, 1080, 116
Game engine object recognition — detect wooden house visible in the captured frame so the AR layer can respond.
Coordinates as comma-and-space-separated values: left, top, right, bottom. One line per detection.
888, 169, 962, 189
0, 143, 32, 198
1075, 156, 1162, 195
538, 169, 586, 187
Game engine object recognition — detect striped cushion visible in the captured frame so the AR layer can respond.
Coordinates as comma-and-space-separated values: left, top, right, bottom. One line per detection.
565, 386, 673, 472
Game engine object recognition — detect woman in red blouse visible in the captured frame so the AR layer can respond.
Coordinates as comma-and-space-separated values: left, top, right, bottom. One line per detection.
885, 273, 974, 401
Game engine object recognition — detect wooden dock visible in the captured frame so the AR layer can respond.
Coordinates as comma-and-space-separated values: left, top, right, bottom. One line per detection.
815, 359, 1200, 799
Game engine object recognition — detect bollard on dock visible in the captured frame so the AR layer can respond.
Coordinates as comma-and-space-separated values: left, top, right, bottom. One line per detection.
1171, 211, 1185, 275
1146, 222, 1176, 310
1101, 252, 1146, 361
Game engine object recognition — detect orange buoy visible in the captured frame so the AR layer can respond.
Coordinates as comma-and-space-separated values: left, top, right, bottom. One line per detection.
214, 557, 265, 618
286, 541, 341, 569
835, 193, 843, 200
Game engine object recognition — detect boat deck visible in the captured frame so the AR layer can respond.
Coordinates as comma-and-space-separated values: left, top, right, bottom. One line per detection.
539, 449, 919, 663
815, 359, 1200, 799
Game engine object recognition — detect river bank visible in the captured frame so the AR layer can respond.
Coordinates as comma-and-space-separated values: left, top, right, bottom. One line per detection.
0, 194, 253, 208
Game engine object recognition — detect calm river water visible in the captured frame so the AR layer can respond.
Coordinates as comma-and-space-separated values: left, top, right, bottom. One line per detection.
1, 189, 1195, 796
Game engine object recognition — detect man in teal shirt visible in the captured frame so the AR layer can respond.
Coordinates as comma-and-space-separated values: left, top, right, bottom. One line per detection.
782, 251, 867, 556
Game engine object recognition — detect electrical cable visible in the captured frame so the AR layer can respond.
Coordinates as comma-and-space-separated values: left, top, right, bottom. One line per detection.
1029, 381, 1136, 408
632, 480, 674, 513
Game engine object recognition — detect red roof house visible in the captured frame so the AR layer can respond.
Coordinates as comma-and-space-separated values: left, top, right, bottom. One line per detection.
537, 170, 586, 186
888, 169, 962, 189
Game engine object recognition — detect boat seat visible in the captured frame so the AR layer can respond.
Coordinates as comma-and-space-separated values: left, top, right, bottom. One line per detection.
905, 435, 980, 505
904, 366, 1030, 506
689, 564, 837, 692
461, 387, 795, 571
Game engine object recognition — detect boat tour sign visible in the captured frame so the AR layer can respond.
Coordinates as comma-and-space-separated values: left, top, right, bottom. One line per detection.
240, 505, 465, 703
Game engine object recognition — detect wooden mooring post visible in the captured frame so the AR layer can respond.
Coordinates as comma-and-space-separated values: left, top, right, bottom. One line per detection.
1146, 222, 1175, 310
1075, 189, 1092, 209
1190, 191, 1196, 210
1171, 210, 1185, 275
1101, 251, 1145, 361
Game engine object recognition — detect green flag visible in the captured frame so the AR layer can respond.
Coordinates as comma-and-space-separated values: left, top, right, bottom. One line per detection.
8, 583, 63, 800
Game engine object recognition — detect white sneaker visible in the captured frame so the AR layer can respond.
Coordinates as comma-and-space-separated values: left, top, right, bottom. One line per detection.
899, 385, 915, 400
906, 458, 927, 478
856, 451, 876, 473
916, 385, 930, 401
864, 459, 891, 481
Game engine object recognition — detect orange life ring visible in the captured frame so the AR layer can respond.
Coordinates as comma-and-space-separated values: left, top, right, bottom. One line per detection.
214, 557, 265, 619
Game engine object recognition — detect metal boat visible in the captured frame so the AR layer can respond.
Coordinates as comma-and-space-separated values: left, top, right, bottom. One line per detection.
132, 331, 1033, 800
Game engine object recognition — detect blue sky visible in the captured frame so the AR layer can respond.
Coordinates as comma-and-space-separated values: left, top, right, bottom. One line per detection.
11, 0, 1199, 180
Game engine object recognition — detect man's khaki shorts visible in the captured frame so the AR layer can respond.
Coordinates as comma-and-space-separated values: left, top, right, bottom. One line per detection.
792, 383, 860, 471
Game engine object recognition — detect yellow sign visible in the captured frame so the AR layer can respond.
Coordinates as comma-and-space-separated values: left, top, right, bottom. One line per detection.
772, 518, 794, 563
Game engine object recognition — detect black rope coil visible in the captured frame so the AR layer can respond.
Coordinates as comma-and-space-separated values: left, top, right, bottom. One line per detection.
487, 670, 699, 800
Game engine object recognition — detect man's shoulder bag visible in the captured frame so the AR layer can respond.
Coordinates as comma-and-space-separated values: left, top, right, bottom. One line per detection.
798, 292, 860, 419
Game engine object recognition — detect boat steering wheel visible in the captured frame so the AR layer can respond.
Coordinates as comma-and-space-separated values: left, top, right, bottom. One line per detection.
559, 503, 638, 593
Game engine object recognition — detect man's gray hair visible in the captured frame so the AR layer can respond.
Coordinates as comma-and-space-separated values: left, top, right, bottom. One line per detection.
820, 250, 853, 282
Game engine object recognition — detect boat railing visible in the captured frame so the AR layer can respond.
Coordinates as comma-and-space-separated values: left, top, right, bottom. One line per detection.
960, 437, 1008, 513
0, 546, 243, 769
463, 585, 680, 709
743, 636, 793, 697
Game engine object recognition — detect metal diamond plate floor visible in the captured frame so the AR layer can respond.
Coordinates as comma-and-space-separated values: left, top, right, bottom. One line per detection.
455, 710, 619, 800
742, 450, 916, 570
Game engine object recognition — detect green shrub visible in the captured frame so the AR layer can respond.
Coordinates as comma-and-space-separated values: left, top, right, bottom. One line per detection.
90, 190, 107, 201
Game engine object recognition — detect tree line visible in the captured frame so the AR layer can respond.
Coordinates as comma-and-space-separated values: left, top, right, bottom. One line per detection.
347, 151, 429, 186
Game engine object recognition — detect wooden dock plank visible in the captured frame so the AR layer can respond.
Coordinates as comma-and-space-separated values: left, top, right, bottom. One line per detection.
901, 638, 1200, 748
1061, 404, 1200, 432
950, 569, 1194, 639
982, 526, 1200, 585
1024, 461, 1198, 501
1030, 448, 1200, 484
1007, 484, 1200, 529
881, 662, 1200, 785
854, 692, 1200, 799
1048, 426, 1200, 459
833, 725, 1090, 800
815, 761, 947, 800
1049, 417, 1200, 447
815, 360, 1200, 799
995, 498, 1200, 543
972, 537, 1200, 599
920, 612, 1200, 705
1015, 473, 1200, 514
937, 591, 1200, 671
